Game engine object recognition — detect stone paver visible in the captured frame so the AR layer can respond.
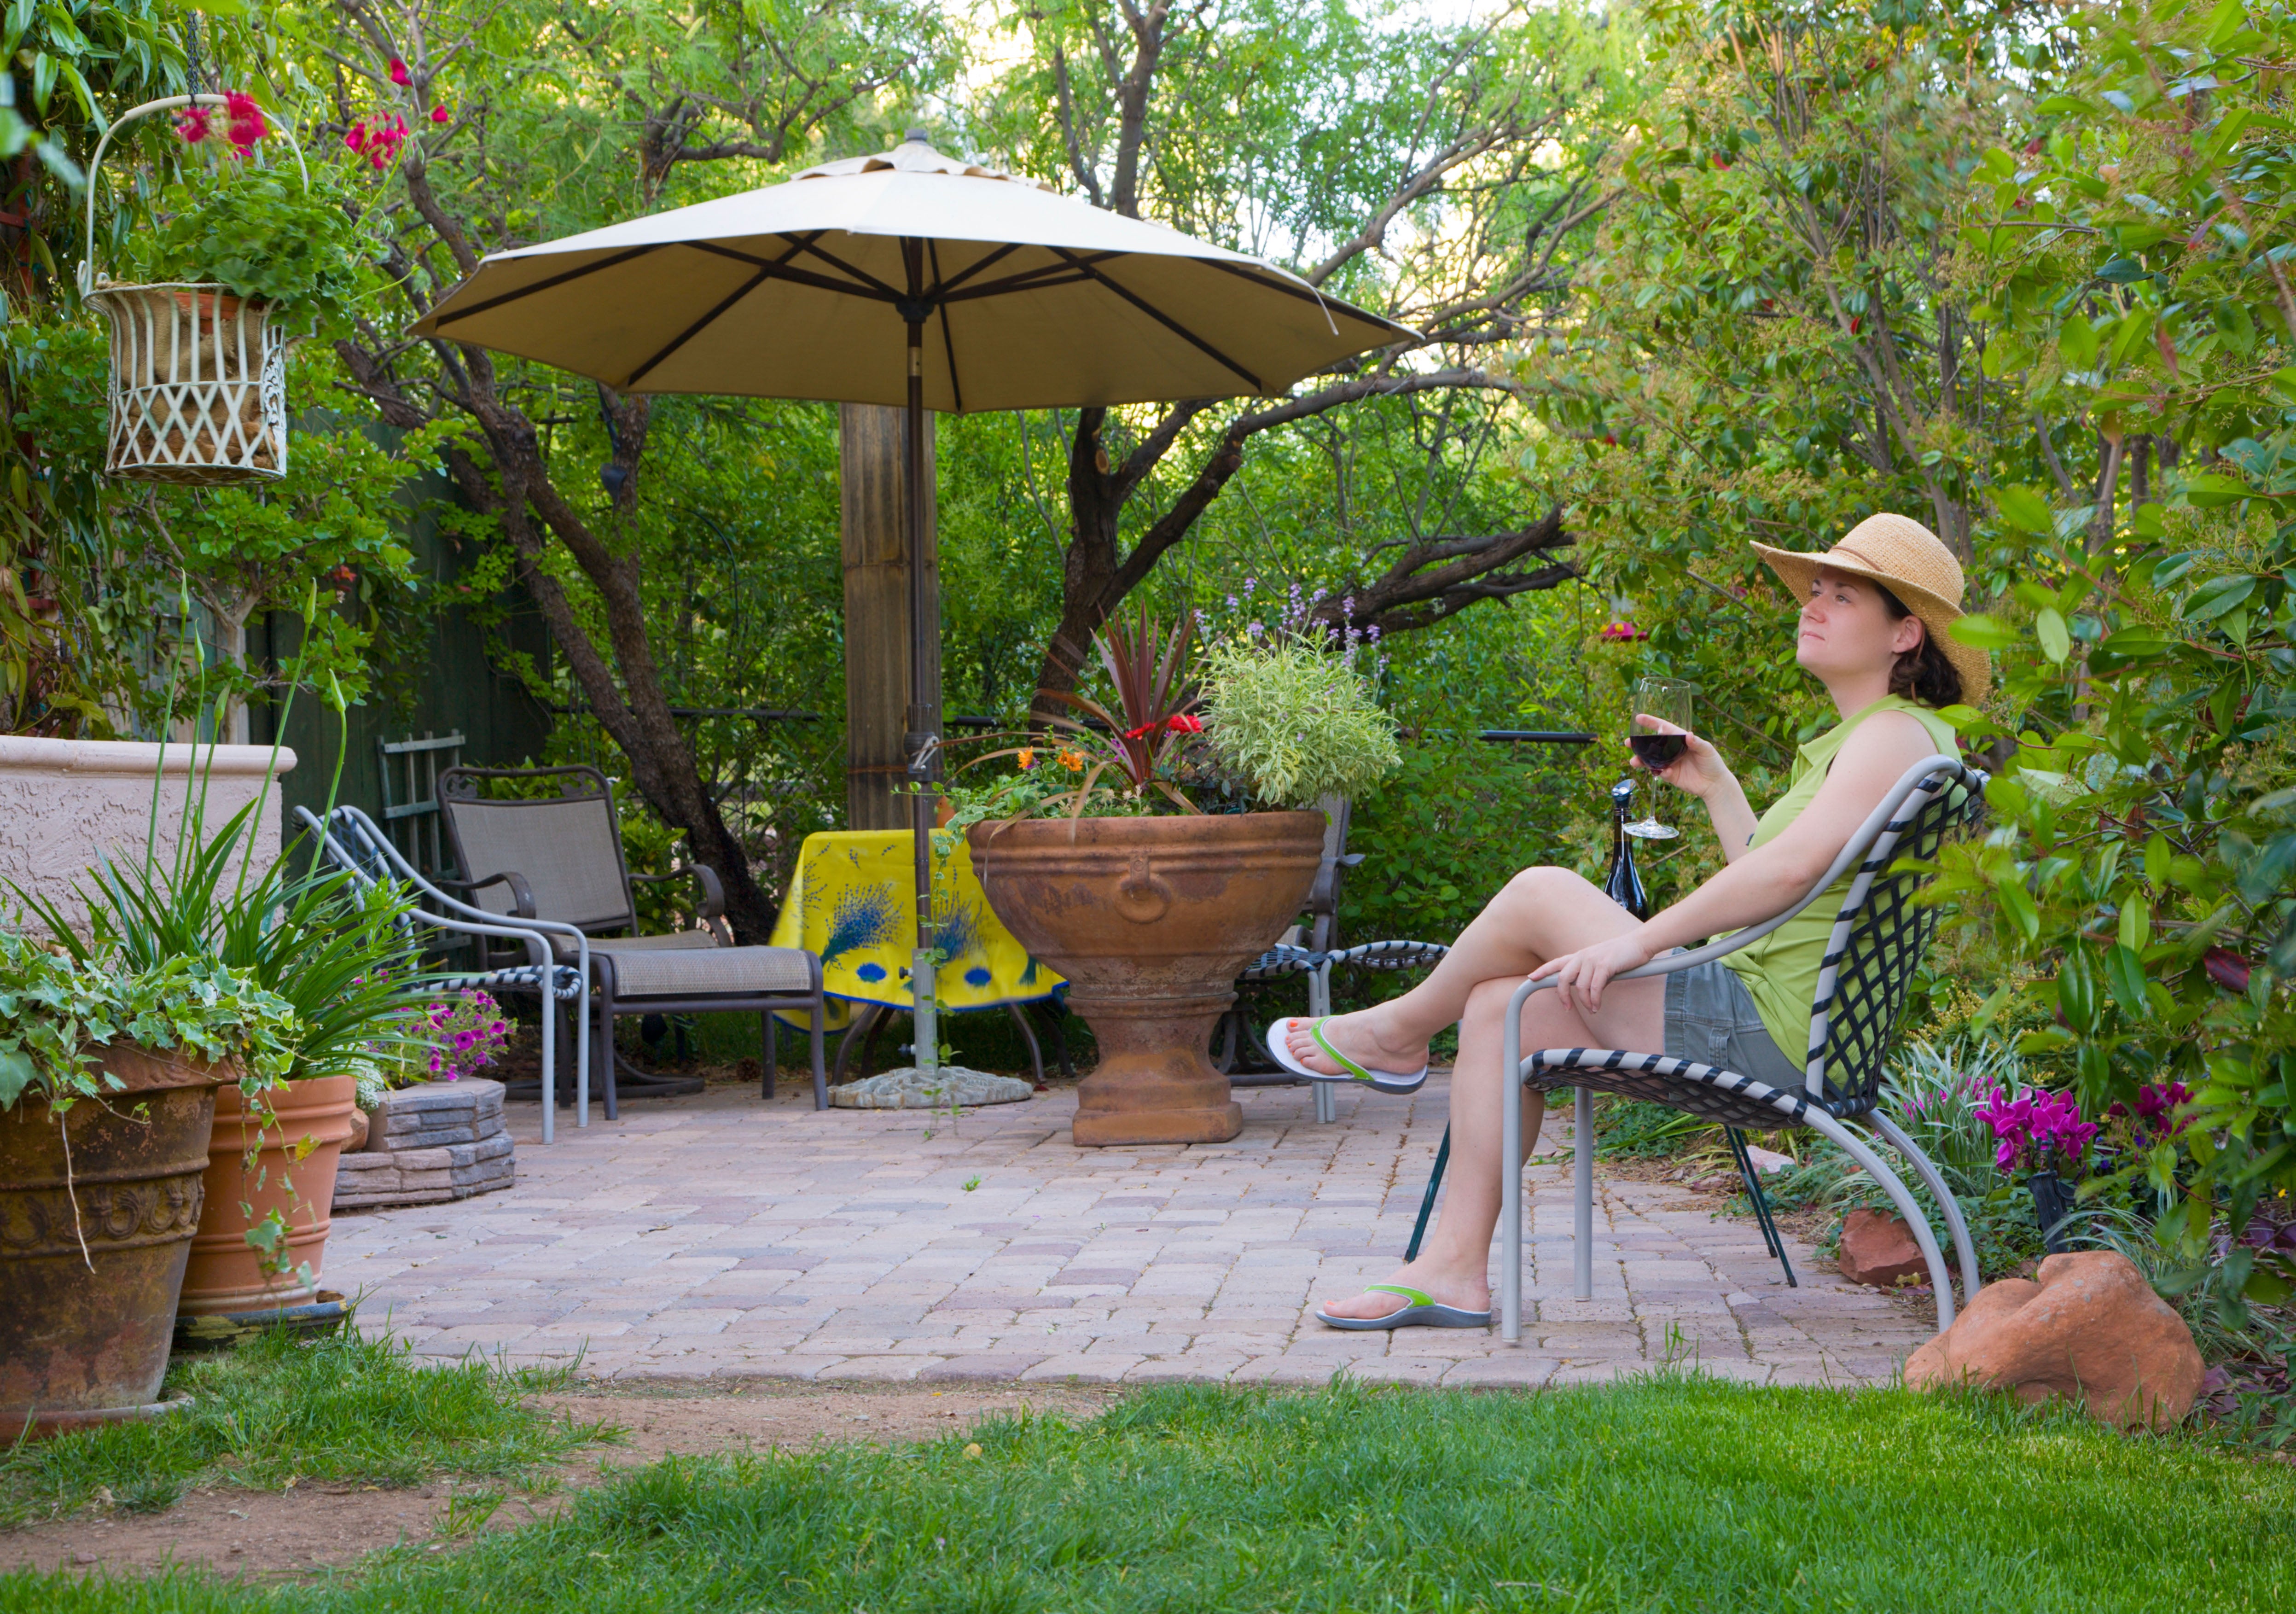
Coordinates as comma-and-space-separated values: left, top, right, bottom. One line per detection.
333, 1073, 1933, 1387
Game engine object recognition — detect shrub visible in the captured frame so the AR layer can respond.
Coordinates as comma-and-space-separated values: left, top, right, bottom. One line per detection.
1199, 636, 1400, 810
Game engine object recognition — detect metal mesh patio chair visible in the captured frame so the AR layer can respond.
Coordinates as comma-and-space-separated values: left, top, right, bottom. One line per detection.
437, 764, 828, 1118
1499, 754, 1988, 1339
294, 804, 591, 1144
1215, 798, 1450, 1123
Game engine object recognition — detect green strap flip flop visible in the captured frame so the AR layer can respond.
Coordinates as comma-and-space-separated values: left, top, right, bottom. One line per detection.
1317, 1283, 1492, 1331
1266, 1016, 1430, 1095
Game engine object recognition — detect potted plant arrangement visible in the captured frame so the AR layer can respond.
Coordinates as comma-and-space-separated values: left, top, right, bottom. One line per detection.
1977, 1084, 2101, 1253
0, 937, 297, 1440
957, 615, 1399, 1145
79, 92, 364, 484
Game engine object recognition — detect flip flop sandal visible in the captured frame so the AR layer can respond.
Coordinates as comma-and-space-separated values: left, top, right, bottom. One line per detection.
1317, 1283, 1492, 1331
1265, 1016, 1429, 1095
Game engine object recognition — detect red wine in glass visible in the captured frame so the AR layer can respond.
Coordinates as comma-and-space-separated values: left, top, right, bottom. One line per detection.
1629, 732, 1686, 771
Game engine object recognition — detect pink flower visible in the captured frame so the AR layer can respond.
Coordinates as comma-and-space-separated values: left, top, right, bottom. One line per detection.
344, 121, 366, 152
389, 57, 411, 86
430, 105, 450, 124
176, 107, 212, 144
224, 90, 267, 150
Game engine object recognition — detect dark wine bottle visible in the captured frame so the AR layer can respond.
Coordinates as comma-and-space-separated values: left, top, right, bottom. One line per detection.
1603, 776, 1650, 921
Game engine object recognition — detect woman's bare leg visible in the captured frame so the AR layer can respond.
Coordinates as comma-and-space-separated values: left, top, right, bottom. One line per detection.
1284, 866, 1647, 1077
1312, 871, 1667, 1321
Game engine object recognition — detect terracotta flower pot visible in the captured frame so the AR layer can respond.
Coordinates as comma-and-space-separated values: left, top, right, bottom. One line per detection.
969, 811, 1324, 1146
178, 1074, 361, 1317
0, 1046, 233, 1441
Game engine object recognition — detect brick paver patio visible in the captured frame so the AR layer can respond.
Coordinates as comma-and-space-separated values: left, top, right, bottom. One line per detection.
334, 1073, 1934, 1388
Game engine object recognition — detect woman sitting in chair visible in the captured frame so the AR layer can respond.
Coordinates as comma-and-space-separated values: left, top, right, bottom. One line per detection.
1268, 514, 1988, 1330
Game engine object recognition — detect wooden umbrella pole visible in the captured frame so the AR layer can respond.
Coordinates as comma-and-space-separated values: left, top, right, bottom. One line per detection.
902, 274, 940, 1079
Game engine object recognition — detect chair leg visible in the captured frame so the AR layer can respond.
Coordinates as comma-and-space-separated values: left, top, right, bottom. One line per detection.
597, 979, 619, 1122
1005, 1002, 1046, 1086
539, 981, 555, 1147
809, 998, 827, 1110
1801, 1110, 1957, 1331
762, 1011, 777, 1101
1726, 1128, 1796, 1288
1404, 1124, 1451, 1261
1573, 1085, 1595, 1302
1871, 1113, 1982, 1305
1034, 999, 1075, 1080
1309, 963, 1336, 1124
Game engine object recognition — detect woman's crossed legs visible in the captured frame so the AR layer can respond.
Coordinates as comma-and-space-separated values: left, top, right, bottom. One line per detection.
1284, 865, 1666, 1322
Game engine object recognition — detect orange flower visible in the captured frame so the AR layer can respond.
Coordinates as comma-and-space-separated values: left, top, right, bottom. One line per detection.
1058, 747, 1086, 772
1017, 748, 1036, 770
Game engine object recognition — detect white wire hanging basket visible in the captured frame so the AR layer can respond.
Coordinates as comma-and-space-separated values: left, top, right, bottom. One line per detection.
76, 95, 309, 486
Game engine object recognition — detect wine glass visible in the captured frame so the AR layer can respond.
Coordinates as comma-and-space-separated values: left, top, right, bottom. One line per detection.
1625, 676, 1694, 840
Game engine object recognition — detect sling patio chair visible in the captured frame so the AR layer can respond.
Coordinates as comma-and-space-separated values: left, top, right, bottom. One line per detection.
1499, 753, 1989, 1340
436, 763, 828, 1118
293, 804, 590, 1144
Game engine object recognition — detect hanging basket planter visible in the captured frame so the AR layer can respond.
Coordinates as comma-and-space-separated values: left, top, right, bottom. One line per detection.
77, 94, 308, 487
83, 281, 290, 484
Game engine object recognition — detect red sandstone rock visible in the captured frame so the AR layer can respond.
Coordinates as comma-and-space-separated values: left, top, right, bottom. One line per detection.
1904, 1250, 2205, 1430
1836, 1207, 1927, 1287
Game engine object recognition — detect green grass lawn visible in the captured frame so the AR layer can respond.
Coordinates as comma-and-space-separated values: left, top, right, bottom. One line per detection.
6, 1367, 2293, 1614
0, 1329, 608, 1529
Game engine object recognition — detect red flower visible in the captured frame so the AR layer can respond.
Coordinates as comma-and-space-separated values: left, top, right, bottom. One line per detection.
1849, 315, 1863, 335
430, 104, 450, 123
1167, 713, 1204, 734
224, 90, 267, 150
175, 106, 212, 144
344, 121, 366, 152
389, 57, 411, 86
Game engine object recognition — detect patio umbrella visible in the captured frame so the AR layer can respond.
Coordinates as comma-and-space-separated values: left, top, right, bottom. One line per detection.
410, 131, 1408, 1077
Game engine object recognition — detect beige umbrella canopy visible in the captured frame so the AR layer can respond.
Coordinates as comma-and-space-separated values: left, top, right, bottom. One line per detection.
411, 132, 1407, 1078
410, 133, 1405, 408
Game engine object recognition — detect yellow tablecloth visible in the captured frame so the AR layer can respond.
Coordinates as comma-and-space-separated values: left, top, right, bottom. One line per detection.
768, 829, 1064, 1031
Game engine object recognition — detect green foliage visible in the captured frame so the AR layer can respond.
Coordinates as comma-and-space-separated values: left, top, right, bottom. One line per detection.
1914, 0, 2296, 1303
125, 154, 371, 331
0, 1325, 607, 1528
1199, 636, 1400, 810
0, 933, 297, 1112
9, 1380, 2292, 1609
1341, 735, 1577, 956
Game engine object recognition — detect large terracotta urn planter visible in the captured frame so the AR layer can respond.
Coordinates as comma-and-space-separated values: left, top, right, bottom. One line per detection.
0, 1047, 231, 1441
178, 1073, 360, 1317
969, 812, 1324, 1146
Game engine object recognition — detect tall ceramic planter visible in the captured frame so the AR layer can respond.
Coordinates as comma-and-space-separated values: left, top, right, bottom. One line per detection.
178, 1074, 360, 1318
0, 1048, 230, 1441
970, 812, 1324, 1146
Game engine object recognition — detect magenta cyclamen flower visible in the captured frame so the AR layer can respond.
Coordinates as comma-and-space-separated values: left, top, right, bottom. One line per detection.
389, 57, 411, 86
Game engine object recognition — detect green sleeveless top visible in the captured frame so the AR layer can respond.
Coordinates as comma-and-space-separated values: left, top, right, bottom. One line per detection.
1720, 695, 1959, 1060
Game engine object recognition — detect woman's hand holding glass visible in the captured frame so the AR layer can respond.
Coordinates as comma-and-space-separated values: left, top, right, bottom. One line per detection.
1628, 720, 1729, 799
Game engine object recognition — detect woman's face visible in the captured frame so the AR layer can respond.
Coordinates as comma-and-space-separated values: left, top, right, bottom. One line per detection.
1795, 567, 1926, 683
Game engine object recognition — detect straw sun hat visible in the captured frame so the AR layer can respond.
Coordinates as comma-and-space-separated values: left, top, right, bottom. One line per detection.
1750, 513, 1989, 704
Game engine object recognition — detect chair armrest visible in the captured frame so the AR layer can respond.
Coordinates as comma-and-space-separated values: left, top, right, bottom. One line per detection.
631, 865, 726, 923
438, 869, 538, 918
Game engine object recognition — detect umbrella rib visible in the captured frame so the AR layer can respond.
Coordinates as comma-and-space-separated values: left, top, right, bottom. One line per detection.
939, 265, 1103, 303
786, 237, 905, 301
1050, 249, 1262, 391
620, 267, 774, 389
619, 236, 824, 389
686, 239, 895, 302
928, 239, 963, 413
930, 240, 1025, 296
425, 245, 661, 328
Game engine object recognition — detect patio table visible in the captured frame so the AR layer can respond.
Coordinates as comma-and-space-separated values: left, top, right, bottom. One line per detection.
768, 829, 1064, 1039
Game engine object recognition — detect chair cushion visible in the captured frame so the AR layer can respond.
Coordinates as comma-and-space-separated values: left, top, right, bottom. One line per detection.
552, 929, 721, 961
594, 944, 817, 999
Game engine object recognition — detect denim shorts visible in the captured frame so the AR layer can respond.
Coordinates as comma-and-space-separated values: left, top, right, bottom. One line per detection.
1662, 957, 1805, 1089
